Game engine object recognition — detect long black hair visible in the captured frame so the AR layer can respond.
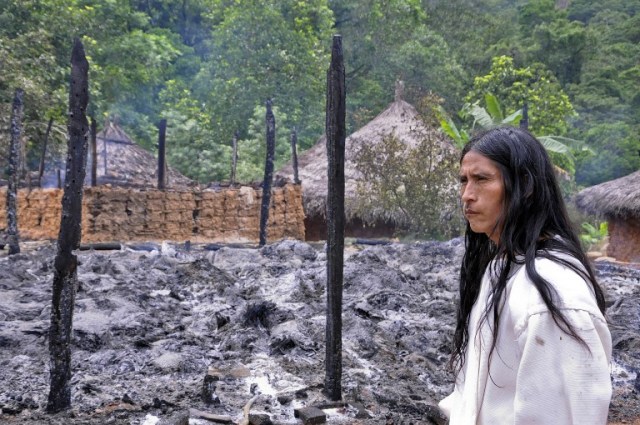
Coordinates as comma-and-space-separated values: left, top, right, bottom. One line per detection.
450, 127, 606, 373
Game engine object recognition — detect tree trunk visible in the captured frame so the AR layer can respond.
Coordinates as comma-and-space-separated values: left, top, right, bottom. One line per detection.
290, 127, 301, 184
259, 100, 276, 247
157, 119, 167, 190
6, 88, 24, 255
39, 117, 54, 187
230, 131, 238, 185
90, 117, 97, 186
324, 35, 346, 401
47, 39, 89, 414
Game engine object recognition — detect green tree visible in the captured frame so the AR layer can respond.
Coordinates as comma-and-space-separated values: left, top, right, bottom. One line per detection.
235, 104, 290, 184
466, 55, 575, 136
353, 96, 463, 239
353, 132, 462, 240
424, 0, 519, 75
331, 0, 467, 129
196, 0, 333, 157
0, 0, 187, 175
160, 79, 230, 184
0, 1, 74, 174
565, 8, 640, 184
517, 0, 565, 31
529, 19, 588, 85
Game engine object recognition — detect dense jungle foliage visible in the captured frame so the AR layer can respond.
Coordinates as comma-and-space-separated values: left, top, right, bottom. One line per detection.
1, 0, 638, 186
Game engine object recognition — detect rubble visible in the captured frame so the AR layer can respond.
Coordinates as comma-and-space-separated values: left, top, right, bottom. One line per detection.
0, 239, 638, 424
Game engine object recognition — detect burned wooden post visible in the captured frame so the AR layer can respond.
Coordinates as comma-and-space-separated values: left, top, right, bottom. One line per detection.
259, 99, 276, 247
90, 117, 97, 186
103, 130, 108, 176
38, 117, 54, 187
290, 127, 301, 184
230, 130, 239, 185
520, 102, 529, 130
324, 34, 346, 401
6, 88, 24, 255
157, 118, 167, 190
47, 39, 89, 414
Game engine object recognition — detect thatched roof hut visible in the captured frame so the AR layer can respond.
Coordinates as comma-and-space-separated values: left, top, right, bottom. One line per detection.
276, 85, 456, 240
575, 170, 640, 263
84, 121, 193, 189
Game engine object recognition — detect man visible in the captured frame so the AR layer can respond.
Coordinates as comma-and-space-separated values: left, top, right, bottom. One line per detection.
440, 127, 611, 424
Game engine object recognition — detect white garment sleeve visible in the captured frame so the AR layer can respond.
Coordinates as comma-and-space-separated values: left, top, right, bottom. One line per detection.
514, 309, 612, 425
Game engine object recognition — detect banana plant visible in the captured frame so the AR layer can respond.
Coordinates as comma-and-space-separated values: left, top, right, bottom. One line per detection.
436, 94, 592, 168
436, 93, 521, 148
462, 93, 523, 131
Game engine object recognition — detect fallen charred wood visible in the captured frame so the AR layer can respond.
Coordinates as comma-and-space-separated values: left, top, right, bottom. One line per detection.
354, 238, 391, 246
78, 242, 122, 251
125, 242, 160, 252
188, 408, 234, 424
203, 242, 258, 251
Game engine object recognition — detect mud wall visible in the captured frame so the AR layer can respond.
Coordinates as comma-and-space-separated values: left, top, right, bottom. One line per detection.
608, 218, 640, 263
0, 185, 305, 243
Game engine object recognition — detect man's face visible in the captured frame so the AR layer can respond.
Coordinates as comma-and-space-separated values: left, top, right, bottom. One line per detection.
459, 150, 505, 243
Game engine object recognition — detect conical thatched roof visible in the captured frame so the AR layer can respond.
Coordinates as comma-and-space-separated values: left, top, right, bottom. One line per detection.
574, 170, 640, 219
276, 95, 456, 221
87, 121, 194, 189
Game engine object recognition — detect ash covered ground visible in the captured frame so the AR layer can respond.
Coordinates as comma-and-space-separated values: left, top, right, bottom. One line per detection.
0, 239, 639, 424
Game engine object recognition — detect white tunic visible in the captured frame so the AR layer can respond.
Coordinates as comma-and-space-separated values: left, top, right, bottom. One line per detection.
439, 256, 612, 424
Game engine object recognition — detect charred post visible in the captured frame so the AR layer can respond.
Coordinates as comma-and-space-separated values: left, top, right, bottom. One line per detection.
259, 100, 276, 247
290, 127, 301, 185
103, 131, 108, 176
230, 130, 239, 185
324, 35, 346, 401
6, 88, 24, 255
157, 118, 167, 190
47, 39, 89, 414
90, 117, 97, 186
39, 117, 54, 187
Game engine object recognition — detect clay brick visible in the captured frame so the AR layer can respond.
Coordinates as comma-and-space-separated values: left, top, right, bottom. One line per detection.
200, 191, 215, 200
294, 406, 326, 424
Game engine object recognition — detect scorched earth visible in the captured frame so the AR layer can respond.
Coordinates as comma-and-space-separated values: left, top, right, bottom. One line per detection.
0, 239, 638, 424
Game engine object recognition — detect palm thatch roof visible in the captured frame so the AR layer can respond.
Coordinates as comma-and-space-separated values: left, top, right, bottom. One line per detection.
574, 170, 640, 219
86, 121, 193, 189
276, 90, 456, 223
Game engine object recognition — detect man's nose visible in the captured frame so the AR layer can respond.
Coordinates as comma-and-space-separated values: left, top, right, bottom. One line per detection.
461, 183, 475, 203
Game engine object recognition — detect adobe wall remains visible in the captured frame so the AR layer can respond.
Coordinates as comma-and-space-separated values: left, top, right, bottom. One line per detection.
608, 218, 640, 263
0, 185, 305, 244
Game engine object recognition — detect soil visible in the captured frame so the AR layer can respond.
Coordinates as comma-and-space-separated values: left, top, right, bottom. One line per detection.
0, 239, 638, 424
